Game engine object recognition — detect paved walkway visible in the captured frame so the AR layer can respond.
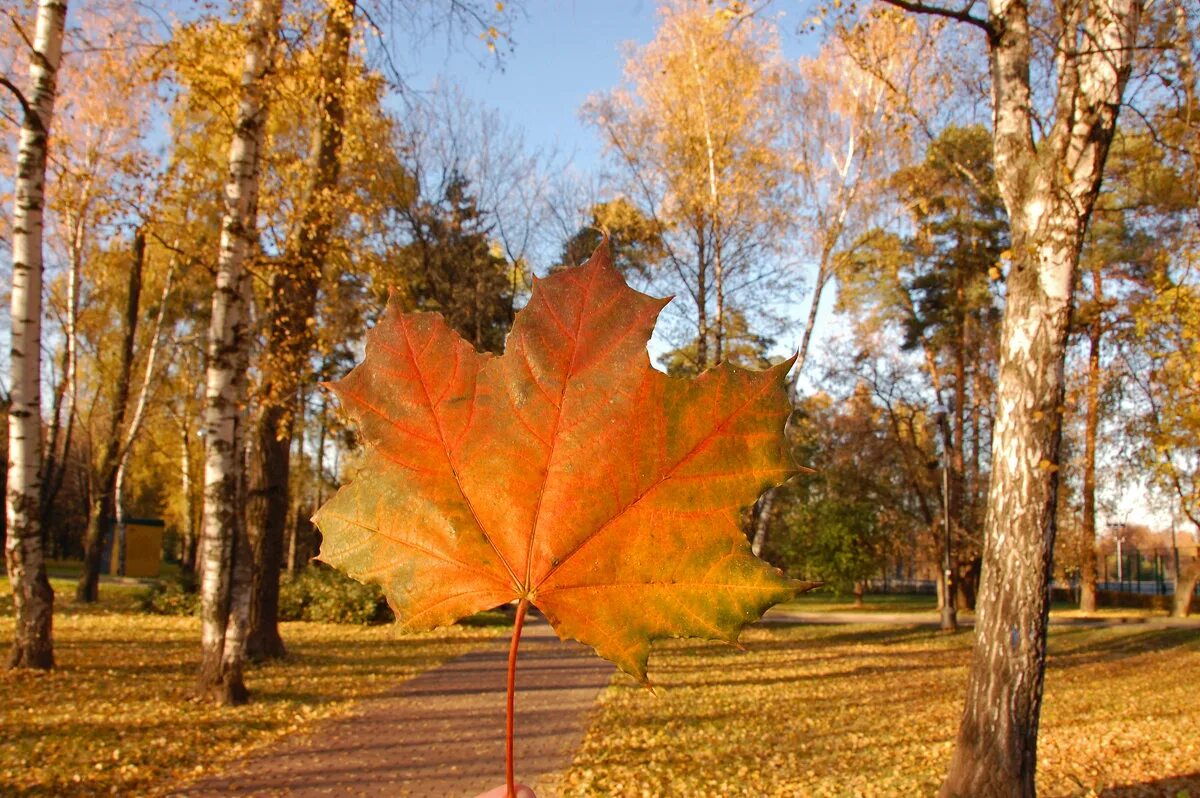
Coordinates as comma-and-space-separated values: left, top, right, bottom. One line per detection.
175, 618, 613, 798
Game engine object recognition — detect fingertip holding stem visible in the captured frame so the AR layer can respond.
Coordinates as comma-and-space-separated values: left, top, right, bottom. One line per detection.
474, 783, 535, 798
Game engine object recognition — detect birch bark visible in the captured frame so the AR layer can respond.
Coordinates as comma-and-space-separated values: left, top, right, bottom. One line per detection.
5, 0, 67, 671
933, 1, 1144, 794
196, 0, 281, 705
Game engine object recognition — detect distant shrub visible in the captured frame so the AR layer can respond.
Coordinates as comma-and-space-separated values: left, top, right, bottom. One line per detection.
279, 566, 392, 624
137, 573, 200, 617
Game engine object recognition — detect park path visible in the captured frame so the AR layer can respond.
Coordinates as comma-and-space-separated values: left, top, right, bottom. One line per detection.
173, 617, 613, 798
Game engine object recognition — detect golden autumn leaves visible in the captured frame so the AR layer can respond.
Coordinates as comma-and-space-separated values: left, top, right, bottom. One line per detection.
313, 242, 810, 680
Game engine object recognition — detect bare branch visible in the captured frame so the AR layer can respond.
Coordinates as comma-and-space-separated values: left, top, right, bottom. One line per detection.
878, 0, 995, 40
0, 75, 42, 132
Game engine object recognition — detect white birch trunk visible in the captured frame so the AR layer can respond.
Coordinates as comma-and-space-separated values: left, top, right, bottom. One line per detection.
940, 1, 1144, 795
114, 262, 176, 527
5, 0, 67, 671
180, 415, 198, 572
196, 0, 281, 705
685, 27, 725, 365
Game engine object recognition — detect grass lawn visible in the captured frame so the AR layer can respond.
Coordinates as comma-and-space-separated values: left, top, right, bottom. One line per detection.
560, 623, 1200, 797
774, 590, 943, 614
0, 578, 505, 797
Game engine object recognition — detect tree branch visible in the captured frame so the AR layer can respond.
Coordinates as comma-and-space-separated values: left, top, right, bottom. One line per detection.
878, 0, 995, 39
0, 76, 41, 133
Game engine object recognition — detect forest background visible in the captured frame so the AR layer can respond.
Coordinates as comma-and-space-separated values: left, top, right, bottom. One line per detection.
1, 0, 1199, 793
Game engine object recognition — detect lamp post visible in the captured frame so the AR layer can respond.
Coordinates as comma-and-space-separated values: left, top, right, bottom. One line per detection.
933, 403, 957, 632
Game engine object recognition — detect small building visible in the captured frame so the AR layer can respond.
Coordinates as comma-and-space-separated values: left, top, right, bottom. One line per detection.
100, 518, 166, 578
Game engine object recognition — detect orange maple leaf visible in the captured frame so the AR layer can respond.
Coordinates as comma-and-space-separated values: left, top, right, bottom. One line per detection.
314, 242, 807, 681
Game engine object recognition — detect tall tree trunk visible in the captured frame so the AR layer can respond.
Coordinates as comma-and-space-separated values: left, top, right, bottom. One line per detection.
752, 187, 859, 559
76, 231, 143, 599
41, 194, 84, 539
39, 343, 70, 554
950, 269, 968, 614
245, 0, 354, 661
315, 393, 327, 506
196, 0, 280, 705
694, 221, 708, 371
1079, 268, 1104, 613
1173, 555, 1196, 618
286, 387, 305, 575
686, 26, 724, 365
179, 415, 198, 573
938, 1, 1142, 794
112, 261, 175, 569
5, 0, 67, 670
749, 490, 773, 557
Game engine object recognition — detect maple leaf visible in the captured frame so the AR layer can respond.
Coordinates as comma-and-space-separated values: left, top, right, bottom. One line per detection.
313, 242, 809, 681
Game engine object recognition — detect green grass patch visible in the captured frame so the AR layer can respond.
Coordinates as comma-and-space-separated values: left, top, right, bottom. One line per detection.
0, 577, 145, 617
775, 590, 941, 614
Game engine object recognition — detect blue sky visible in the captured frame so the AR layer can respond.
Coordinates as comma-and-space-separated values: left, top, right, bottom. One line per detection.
392, 0, 828, 364
404, 0, 661, 173
398, 0, 815, 175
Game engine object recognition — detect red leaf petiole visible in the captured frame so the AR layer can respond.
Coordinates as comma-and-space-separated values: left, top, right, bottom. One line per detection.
505, 597, 530, 798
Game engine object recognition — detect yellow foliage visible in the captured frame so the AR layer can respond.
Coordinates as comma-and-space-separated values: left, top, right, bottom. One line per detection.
584, 0, 793, 259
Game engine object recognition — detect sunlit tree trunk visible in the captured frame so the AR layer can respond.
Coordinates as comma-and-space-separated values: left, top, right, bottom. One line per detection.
684, 26, 725, 365
40, 178, 85, 540
77, 231, 143, 599
749, 491, 773, 557
1079, 269, 1104, 613
1174, 557, 1197, 618
931, 1, 1144, 794
179, 415, 198, 573
113, 259, 174, 565
693, 220, 709, 371
5, 0, 67, 670
245, 0, 354, 660
196, 0, 281, 705
286, 391, 305, 575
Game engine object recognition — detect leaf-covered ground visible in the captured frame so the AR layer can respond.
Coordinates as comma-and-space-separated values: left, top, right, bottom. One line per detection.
3, 579, 1194, 797
0, 579, 504, 797
558, 623, 1200, 798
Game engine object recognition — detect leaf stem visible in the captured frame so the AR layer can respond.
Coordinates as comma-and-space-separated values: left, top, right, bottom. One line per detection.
505, 597, 530, 798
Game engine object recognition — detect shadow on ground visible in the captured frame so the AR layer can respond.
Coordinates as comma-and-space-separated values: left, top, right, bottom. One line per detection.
1098, 772, 1200, 796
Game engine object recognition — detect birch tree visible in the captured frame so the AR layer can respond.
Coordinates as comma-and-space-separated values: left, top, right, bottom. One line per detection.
877, 0, 1145, 793
750, 14, 941, 559
3, 0, 67, 671
35, 4, 157, 548
196, 0, 280, 705
584, 0, 796, 371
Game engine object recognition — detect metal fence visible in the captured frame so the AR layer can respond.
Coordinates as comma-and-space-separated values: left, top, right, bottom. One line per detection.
1095, 547, 1198, 596
872, 548, 1198, 597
